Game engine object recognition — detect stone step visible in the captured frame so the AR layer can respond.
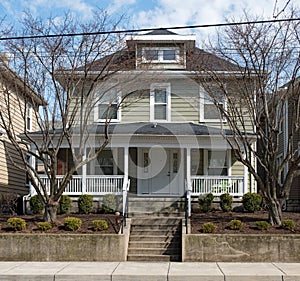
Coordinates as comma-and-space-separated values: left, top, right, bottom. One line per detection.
129, 229, 181, 236
128, 211, 185, 218
127, 254, 181, 262
129, 235, 179, 242
130, 224, 181, 231
128, 247, 180, 255
128, 241, 181, 249
131, 217, 182, 225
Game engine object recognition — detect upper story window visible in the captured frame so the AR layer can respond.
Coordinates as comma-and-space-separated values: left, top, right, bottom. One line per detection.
142, 47, 180, 63
95, 90, 121, 122
200, 86, 226, 122
26, 103, 32, 131
150, 83, 171, 122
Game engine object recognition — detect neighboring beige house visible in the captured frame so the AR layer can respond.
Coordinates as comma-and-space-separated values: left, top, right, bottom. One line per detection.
28, 29, 257, 213
0, 55, 45, 195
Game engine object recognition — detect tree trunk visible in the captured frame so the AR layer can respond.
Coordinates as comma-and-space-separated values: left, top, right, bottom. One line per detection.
268, 200, 282, 226
43, 201, 59, 223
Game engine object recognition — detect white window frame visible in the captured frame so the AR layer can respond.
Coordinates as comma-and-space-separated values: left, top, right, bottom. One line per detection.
199, 86, 227, 123
203, 150, 231, 176
94, 95, 121, 123
142, 47, 180, 63
150, 83, 171, 122
26, 103, 33, 132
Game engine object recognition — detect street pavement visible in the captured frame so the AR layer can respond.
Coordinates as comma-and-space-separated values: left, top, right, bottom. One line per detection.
0, 262, 300, 281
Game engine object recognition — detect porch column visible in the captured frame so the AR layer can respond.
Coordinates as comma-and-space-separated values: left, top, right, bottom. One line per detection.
123, 146, 129, 185
243, 153, 248, 194
29, 145, 36, 196
186, 148, 191, 190
82, 150, 87, 194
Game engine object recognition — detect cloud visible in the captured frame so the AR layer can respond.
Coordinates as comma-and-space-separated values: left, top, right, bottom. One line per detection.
106, 0, 137, 15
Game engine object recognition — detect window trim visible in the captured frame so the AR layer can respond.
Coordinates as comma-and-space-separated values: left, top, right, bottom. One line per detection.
150, 83, 171, 122
94, 96, 121, 123
142, 47, 180, 63
26, 103, 33, 132
199, 86, 227, 123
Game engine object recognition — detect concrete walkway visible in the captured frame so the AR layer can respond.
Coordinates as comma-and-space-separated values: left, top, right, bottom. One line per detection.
0, 262, 300, 280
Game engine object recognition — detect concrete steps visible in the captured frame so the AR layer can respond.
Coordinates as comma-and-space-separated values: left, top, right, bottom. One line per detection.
127, 217, 182, 262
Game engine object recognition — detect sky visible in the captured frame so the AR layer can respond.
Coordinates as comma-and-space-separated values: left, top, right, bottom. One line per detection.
0, 0, 298, 40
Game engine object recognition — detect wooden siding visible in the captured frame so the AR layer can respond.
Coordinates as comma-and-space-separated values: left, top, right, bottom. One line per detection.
0, 79, 39, 195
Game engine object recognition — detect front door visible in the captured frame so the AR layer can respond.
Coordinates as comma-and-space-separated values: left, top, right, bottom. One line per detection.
138, 147, 181, 195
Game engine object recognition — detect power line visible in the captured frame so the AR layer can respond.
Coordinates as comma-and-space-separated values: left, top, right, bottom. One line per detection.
0, 18, 299, 41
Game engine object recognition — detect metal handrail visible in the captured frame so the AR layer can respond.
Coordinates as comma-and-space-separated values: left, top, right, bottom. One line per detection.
121, 179, 130, 234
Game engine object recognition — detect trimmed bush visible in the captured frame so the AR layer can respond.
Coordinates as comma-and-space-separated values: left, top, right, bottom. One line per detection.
255, 221, 270, 231
36, 222, 52, 231
229, 219, 243, 230
64, 217, 82, 231
242, 193, 262, 212
281, 219, 296, 231
78, 194, 93, 214
102, 194, 117, 213
7, 217, 26, 231
58, 195, 72, 214
92, 219, 109, 231
220, 193, 233, 212
202, 222, 217, 233
30, 195, 44, 214
198, 193, 214, 213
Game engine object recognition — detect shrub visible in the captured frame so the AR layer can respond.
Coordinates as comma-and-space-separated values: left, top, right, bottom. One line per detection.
78, 194, 93, 214
36, 222, 52, 231
64, 217, 82, 231
255, 221, 270, 231
201, 222, 217, 233
7, 217, 26, 231
242, 193, 262, 212
220, 193, 233, 212
102, 194, 117, 213
0, 193, 18, 214
58, 195, 72, 214
30, 195, 44, 214
281, 219, 296, 231
198, 193, 214, 213
229, 219, 243, 230
92, 220, 109, 231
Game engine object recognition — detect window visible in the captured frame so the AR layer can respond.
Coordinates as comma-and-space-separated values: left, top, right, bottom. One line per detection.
95, 150, 114, 175
26, 103, 32, 131
150, 83, 171, 121
200, 86, 226, 122
95, 90, 121, 122
142, 47, 179, 63
206, 150, 229, 176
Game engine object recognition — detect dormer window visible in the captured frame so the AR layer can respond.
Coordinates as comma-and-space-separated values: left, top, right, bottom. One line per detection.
142, 47, 179, 63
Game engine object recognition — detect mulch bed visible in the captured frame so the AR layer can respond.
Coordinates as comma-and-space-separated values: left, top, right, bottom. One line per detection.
0, 213, 122, 234
191, 210, 300, 234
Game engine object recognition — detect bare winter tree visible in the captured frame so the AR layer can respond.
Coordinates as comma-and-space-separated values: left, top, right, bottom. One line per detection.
0, 11, 147, 222
193, 10, 300, 225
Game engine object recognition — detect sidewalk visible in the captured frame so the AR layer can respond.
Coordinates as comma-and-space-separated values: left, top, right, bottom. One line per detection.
0, 262, 300, 281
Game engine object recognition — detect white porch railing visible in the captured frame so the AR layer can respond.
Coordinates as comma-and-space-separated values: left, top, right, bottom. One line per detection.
190, 176, 244, 197
34, 175, 124, 195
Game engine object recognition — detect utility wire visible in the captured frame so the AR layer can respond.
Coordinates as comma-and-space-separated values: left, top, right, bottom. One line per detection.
0, 17, 299, 41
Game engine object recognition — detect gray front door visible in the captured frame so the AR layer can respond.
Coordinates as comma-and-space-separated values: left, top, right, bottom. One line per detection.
138, 148, 181, 195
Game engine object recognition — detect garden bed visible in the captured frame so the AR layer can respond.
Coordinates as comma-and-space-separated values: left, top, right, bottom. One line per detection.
0, 213, 122, 234
191, 210, 300, 234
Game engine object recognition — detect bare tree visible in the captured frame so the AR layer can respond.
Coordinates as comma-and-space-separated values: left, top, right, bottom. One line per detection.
193, 10, 300, 225
0, 11, 145, 222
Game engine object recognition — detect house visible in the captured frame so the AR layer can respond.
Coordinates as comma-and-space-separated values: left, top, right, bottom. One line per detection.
277, 77, 300, 212
0, 54, 45, 196
28, 30, 257, 215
